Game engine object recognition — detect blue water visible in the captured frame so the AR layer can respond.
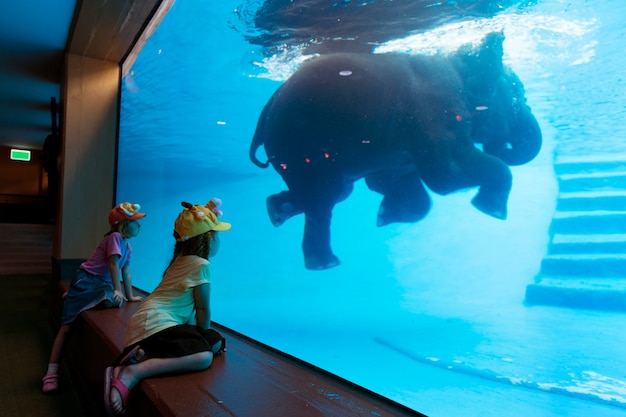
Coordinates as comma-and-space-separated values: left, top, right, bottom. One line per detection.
117, 1, 626, 415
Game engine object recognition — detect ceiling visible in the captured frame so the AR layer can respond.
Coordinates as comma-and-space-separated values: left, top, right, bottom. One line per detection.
0, 0, 165, 151
0, 1, 75, 150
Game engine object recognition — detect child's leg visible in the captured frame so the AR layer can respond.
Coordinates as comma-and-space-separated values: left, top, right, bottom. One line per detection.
108, 351, 213, 414
48, 323, 72, 364
42, 323, 72, 393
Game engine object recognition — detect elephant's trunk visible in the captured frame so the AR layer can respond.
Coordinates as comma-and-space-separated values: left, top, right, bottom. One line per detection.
483, 109, 542, 166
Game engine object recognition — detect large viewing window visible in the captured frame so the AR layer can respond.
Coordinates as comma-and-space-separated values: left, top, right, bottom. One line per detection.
117, 2, 626, 416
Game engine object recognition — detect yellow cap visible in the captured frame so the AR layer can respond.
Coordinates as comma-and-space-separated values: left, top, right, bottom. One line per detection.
173, 198, 231, 241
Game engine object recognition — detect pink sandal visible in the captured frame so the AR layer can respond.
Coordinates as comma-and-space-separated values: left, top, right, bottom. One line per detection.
42, 373, 59, 394
104, 366, 131, 416
118, 345, 142, 365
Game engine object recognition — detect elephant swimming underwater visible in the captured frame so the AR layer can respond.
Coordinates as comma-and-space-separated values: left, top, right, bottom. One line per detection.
250, 32, 542, 270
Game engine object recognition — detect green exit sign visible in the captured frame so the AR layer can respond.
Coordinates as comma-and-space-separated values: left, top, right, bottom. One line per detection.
10, 149, 31, 162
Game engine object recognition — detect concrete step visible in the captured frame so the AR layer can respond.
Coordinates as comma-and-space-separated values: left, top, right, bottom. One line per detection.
533, 160, 626, 312
557, 171, 626, 192
550, 211, 626, 234
525, 276, 626, 311
554, 158, 626, 175
0, 223, 53, 275
540, 254, 626, 277
557, 191, 626, 211
549, 233, 626, 254
0, 259, 52, 275
0, 241, 53, 250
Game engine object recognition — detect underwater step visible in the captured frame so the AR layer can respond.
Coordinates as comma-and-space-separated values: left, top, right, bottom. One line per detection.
525, 276, 626, 311
550, 211, 626, 234
550, 233, 626, 254
540, 254, 626, 277
549, 241, 626, 255
557, 191, 626, 211
548, 233, 626, 255
554, 158, 626, 176
557, 171, 626, 192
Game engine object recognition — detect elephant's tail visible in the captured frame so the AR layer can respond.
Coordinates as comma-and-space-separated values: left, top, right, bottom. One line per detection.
250, 102, 272, 168
249, 130, 270, 168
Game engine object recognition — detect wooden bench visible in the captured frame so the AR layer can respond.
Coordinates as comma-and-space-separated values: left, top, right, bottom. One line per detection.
52, 280, 426, 417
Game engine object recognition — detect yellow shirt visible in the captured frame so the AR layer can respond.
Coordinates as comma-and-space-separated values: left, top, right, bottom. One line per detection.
124, 255, 211, 347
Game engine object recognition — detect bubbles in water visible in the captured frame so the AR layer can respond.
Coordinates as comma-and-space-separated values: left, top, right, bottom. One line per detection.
374, 12, 597, 73
246, 10, 597, 82
251, 45, 318, 81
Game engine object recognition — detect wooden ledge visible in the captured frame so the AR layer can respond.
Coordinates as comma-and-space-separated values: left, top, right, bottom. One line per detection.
53, 280, 426, 417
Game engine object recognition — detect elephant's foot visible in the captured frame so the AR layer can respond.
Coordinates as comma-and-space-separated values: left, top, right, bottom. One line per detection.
471, 192, 507, 220
266, 194, 300, 227
377, 205, 421, 227
376, 199, 430, 227
376, 191, 431, 227
304, 253, 341, 270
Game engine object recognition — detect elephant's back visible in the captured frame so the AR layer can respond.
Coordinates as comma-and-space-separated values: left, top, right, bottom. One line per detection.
262, 54, 411, 154
257, 52, 467, 165
284, 53, 412, 94
266, 53, 415, 129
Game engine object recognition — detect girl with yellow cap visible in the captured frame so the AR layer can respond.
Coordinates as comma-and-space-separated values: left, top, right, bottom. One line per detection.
104, 198, 230, 416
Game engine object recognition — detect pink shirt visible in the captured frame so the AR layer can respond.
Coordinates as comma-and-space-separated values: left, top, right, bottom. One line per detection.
80, 232, 132, 277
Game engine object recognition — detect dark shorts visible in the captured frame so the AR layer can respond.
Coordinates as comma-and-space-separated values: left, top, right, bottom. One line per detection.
114, 324, 225, 366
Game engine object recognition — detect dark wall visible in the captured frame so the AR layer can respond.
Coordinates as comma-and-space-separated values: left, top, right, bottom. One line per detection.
0, 145, 53, 223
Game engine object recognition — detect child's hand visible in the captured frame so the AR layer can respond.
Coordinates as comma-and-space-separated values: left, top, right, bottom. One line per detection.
113, 290, 127, 307
128, 295, 144, 302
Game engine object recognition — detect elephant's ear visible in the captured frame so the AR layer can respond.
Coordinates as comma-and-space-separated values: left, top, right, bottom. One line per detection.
454, 31, 505, 103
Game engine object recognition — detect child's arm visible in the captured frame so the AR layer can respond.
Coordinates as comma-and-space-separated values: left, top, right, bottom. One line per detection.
121, 264, 143, 302
108, 254, 127, 306
192, 283, 211, 329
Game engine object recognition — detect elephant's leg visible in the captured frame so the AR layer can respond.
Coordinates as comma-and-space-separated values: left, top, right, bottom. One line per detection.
421, 148, 512, 220
279, 169, 351, 270
266, 191, 303, 227
302, 208, 340, 270
365, 169, 431, 227
464, 150, 512, 220
450, 148, 513, 220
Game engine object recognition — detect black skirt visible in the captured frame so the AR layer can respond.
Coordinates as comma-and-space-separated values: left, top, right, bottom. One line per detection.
114, 324, 225, 366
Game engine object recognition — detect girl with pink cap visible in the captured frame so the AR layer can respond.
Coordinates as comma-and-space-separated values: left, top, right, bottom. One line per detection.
42, 202, 146, 394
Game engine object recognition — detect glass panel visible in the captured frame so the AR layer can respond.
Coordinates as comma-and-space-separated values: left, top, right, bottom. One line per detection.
117, 1, 626, 416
